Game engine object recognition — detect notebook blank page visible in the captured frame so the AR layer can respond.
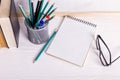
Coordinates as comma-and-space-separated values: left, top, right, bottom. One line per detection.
46, 16, 96, 66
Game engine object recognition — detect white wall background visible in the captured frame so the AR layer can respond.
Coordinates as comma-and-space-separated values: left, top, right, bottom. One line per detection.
14, 0, 120, 12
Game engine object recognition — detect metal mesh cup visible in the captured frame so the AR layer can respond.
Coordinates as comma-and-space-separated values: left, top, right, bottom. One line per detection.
25, 21, 49, 44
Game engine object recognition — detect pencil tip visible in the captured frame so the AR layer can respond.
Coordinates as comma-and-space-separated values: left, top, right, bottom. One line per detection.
55, 7, 57, 10
53, 3, 55, 5
33, 60, 36, 63
18, 3, 21, 6
18, 3, 20, 6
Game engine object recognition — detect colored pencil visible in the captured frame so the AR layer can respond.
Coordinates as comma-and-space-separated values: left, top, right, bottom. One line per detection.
41, 3, 55, 20
34, 0, 42, 24
29, 0, 34, 24
36, 0, 50, 26
45, 15, 55, 23
18, 4, 32, 28
33, 28, 58, 63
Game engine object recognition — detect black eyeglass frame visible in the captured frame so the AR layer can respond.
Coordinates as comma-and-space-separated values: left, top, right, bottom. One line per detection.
96, 35, 120, 66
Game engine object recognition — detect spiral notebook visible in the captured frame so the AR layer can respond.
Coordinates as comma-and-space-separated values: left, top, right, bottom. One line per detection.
46, 15, 97, 67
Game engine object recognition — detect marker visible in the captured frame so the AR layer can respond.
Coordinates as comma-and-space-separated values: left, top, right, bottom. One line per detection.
37, 20, 44, 29
36, 15, 50, 27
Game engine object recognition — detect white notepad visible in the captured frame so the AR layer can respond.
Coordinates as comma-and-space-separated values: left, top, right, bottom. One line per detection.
46, 16, 97, 67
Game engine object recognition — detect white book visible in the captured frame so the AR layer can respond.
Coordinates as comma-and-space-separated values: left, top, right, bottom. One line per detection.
46, 16, 97, 67
0, 18, 17, 48
0, 0, 20, 48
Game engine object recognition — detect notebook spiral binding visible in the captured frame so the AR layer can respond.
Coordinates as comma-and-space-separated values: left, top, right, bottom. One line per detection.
66, 15, 97, 27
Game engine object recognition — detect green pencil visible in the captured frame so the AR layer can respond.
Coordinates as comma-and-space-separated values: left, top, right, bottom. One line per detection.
41, 0, 50, 15
45, 15, 55, 23
35, 0, 49, 26
29, 0, 34, 24
47, 8, 57, 16
41, 3, 55, 20
33, 28, 58, 63
18, 4, 32, 28
36, 0, 44, 22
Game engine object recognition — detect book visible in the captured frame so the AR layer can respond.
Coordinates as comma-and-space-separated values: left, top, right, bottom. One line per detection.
0, 25, 8, 48
45, 15, 97, 67
0, 0, 20, 48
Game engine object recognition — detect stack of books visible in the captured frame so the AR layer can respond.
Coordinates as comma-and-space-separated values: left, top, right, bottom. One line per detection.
0, 0, 20, 48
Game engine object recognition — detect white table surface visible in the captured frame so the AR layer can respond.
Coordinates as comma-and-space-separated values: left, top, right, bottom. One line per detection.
0, 15, 120, 80
14, 0, 120, 12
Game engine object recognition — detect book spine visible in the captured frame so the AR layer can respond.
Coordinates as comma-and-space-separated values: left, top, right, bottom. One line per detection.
9, 0, 20, 48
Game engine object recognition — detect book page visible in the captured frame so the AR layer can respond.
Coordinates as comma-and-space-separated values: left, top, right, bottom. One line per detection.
0, 18, 16, 48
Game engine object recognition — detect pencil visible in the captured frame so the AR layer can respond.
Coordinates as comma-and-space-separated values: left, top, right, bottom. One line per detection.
41, 0, 50, 14
31, 2, 34, 24
18, 3, 32, 28
18, 4, 28, 20
29, 0, 34, 24
36, 0, 50, 25
47, 8, 57, 16
41, 3, 55, 20
44, 15, 55, 23
34, 0, 42, 24
36, 0, 44, 22
33, 28, 58, 63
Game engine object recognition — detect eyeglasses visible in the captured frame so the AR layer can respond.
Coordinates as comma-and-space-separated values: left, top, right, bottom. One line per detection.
96, 35, 120, 66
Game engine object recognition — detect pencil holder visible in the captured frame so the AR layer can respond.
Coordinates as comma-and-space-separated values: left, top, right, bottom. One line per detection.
25, 21, 49, 44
